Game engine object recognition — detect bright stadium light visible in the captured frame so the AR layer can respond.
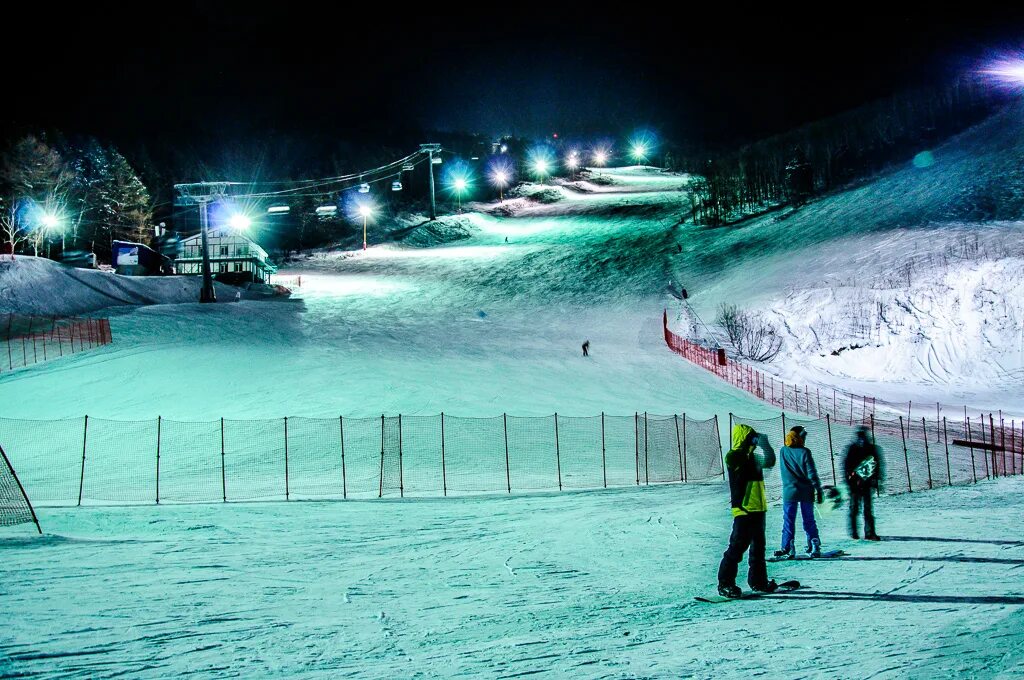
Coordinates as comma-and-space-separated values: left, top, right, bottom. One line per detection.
40, 213, 60, 229
358, 204, 374, 250
451, 176, 469, 211
228, 213, 251, 231
592, 149, 608, 166
981, 55, 1024, 89
533, 159, 549, 177
631, 143, 648, 163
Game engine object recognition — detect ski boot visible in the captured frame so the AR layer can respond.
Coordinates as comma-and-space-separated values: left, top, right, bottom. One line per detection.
750, 579, 779, 594
864, 533, 881, 541
806, 538, 822, 558
772, 546, 796, 560
717, 584, 742, 599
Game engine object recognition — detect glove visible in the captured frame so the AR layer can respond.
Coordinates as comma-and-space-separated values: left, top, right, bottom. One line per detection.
757, 433, 770, 448
815, 489, 824, 504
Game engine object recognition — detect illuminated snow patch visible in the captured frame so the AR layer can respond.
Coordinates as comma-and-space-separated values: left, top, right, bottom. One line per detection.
300, 274, 414, 297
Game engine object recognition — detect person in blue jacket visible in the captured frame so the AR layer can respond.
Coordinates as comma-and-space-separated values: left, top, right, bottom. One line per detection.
773, 425, 824, 559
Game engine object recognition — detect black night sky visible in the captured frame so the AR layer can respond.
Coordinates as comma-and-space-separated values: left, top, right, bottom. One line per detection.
7, 5, 1024, 151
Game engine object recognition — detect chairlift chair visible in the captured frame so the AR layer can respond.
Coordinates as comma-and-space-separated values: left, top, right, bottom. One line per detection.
391, 180, 403, 191
358, 182, 370, 193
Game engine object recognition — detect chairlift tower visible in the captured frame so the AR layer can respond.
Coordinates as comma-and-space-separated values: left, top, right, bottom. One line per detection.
173, 181, 241, 303
420, 144, 441, 220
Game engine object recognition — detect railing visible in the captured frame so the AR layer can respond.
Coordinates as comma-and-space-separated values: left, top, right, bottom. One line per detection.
1, 315, 112, 373
0, 412, 724, 506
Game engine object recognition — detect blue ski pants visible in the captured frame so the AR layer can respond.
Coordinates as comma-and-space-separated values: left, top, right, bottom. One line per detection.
780, 500, 819, 551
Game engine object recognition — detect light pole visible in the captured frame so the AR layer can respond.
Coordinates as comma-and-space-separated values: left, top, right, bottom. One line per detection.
532, 159, 550, 184
453, 178, 467, 212
631, 143, 648, 165
492, 170, 509, 202
566, 153, 579, 180
359, 205, 373, 250
592, 150, 608, 177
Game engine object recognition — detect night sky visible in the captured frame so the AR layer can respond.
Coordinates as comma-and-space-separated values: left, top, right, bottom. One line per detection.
7, 5, 1024, 150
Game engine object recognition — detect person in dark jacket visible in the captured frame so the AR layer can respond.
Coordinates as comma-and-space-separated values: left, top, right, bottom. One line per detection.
717, 423, 777, 598
844, 425, 883, 540
773, 426, 824, 559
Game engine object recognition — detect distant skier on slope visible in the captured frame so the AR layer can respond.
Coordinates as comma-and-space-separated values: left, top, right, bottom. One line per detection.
773, 426, 824, 559
717, 423, 777, 598
582, 340, 590, 357
845, 425, 883, 540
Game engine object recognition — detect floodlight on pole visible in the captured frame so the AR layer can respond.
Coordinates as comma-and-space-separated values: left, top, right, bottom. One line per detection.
631, 143, 648, 164
490, 170, 509, 202
228, 213, 251, 231
453, 177, 467, 212
358, 204, 373, 250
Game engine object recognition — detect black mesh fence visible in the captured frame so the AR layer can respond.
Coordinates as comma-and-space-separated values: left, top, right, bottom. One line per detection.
0, 412, 724, 506
729, 412, 1019, 501
0, 444, 39, 531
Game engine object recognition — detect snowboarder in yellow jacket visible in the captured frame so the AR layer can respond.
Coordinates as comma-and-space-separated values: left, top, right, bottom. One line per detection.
717, 423, 777, 598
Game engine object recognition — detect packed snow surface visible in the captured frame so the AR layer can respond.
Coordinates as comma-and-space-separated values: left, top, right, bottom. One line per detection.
2, 479, 1023, 677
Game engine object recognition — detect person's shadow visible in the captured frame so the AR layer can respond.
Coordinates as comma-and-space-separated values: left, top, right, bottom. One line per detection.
883, 535, 1024, 547
777, 591, 1024, 605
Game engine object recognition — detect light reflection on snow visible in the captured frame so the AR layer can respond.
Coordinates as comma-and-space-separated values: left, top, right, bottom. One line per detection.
358, 245, 513, 260
299, 274, 414, 297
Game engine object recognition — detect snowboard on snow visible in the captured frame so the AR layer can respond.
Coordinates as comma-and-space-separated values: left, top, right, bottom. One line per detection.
767, 549, 847, 562
694, 580, 801, 604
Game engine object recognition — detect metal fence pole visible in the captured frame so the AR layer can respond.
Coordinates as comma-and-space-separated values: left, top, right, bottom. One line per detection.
6, 313, 13, 369
718, 414, 726, 479
284, 416, 290, 501
0, 443, 42, 534
989, 414, 998, 478
503, 413, 511, 493
826, 414, 836, 485
674, 414, 684, 482
77, 415, 88, 506
634, 413, 640, 486
921, 417, 933, 489
554, 413, 562, 491
156, 416, 162, 504
600, 412, 607, 489
942, 417, 951, 485
440, 412, 447, 497
378, 414, 385, 498
398, 414, 404, 498
221, 417, 227, 502
340, 416, 347, 500
899, 415, 912, 493
966, 416, 977, 483
643, 412, 650, 485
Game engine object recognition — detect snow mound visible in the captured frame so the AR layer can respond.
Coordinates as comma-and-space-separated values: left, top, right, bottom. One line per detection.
0, 257, 247, 316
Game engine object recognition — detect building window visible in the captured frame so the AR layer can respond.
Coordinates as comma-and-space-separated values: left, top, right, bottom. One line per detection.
218, 262, 227, 273
219, 245, 229, 256
233, 262, 242, 272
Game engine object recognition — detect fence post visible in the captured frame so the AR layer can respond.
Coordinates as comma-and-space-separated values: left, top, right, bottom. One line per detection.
936, 403, 941, 443
554, 413, 562, 491
899, 416, 912, 493
921, 417, 932, 489
817, 389, 821, 419
378, 414, 385, 498
716, 415, 725, 479
156, 416, 161, 504
989, 414, 998, 478
6, 313, 13, 370
942, 417, 951, 486
284, 416, 290, 500
29, 317, 37, 364
440, 412, 447, 497
340, 416, 347, 500
221, 417, 227, 502
398, 414, 404, 498
966, 416, 978, 483
979, 415, 990, 479
674, 414, 684, 482
643, 411, 651, 485
77, 415, 88, 506
999, 414, 1006, 477
634, 413, 640, 486
826, 414, 836, 485
601, 412, 607, 489
503, 413, 511, 493
781, 412, 787, 440
833, 389, 837, 419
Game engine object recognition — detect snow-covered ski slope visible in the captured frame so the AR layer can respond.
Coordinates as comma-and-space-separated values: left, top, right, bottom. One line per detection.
0, 167, 774, 420
3, 478, 1023, 677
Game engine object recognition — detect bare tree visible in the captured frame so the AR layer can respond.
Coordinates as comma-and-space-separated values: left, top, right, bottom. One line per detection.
717, 303, 784, 362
